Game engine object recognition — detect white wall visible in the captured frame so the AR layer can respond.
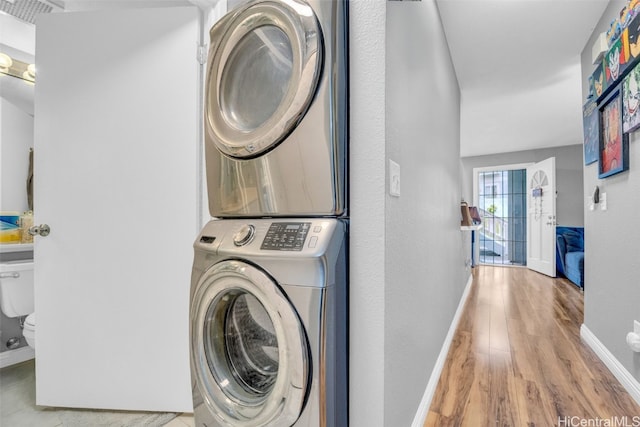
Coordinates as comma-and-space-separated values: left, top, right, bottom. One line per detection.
461, 144, 585, 227
580, 0, 640, 384
1, 98, 33, 213
349, 1, 387, 425
0, 13, 35, 57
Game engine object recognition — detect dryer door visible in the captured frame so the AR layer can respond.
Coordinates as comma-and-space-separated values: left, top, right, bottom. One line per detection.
205, 0, 323, 158
191, 260, 309, 427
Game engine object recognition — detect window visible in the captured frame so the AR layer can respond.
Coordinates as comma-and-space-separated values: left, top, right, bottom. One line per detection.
476, 168, 527, 266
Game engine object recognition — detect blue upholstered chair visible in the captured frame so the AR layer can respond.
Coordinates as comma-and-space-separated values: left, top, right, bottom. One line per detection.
555, 226, 584, 289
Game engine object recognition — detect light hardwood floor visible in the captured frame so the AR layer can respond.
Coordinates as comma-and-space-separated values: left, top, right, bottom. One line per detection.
426, 266, 640, 427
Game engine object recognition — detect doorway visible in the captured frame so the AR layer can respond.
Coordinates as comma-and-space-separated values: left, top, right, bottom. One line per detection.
474, 164, 530, 266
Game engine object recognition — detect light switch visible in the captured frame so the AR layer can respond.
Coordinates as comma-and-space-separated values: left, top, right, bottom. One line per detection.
389, 159, 400, 197
600, 192, 607, 211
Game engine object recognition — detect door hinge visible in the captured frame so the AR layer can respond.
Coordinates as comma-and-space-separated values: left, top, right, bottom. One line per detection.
197, 45, 208, 65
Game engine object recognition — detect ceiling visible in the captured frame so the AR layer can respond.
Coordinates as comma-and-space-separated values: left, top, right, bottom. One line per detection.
3, 0, 610, 156
436, 0, 609, 157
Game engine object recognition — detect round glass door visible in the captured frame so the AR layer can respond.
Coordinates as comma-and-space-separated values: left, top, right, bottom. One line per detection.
191, 260, 309, 427
220, 25, 294, 133
205, 290, 279, 405
205, 0, 323, 158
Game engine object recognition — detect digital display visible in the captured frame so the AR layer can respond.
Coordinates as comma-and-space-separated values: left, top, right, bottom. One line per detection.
261, 222, 311, 251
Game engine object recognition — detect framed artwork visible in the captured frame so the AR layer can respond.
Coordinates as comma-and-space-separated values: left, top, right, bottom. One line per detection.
583, 100, 599, 165
605, 37, 629, 86
623, 62, 640, 133
627, 13, 640, 62
591, 61, 607, 99
598, 86, 629, 179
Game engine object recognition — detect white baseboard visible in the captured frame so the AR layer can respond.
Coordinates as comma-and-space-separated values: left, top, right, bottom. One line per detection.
580, 324, 640, 405
0, 345, 35, 369
411, 273, 474, 427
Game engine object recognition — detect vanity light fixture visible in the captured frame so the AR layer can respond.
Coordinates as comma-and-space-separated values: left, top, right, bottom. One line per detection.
23, 63, 36, 82
0, 53, 13, 70
0, 52, 36, 84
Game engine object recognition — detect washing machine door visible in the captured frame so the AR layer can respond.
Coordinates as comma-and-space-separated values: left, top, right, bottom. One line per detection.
191, 260, 309, 427
205, 0, 323, 159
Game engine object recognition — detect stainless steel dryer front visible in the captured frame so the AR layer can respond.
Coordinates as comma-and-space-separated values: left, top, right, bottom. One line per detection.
204, 0, 348, 217
190, 218, 348, 426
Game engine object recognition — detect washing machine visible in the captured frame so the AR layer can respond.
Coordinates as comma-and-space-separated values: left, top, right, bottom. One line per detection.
190, 218, 348, 426
204, 0, 348, 218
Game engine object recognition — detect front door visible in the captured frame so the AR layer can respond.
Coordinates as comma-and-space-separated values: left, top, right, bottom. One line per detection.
526, 157, 557, 277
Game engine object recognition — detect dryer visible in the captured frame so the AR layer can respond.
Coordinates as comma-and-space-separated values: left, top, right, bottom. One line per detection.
190, 218, 348, 427
204, 0, 348, 218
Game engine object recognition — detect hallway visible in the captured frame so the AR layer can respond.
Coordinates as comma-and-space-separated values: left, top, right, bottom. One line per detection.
426, 266, 640, 426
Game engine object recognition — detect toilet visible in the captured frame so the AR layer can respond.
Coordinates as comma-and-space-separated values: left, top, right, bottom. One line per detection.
23, 313, 35, 348
0, 260, 36, 349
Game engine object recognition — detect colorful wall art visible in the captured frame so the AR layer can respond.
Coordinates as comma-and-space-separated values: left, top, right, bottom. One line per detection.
605, 37, 631, 86
599, 88, 629, 178
591, 61, 607, 98
623, 62, 640, 132
583, 101, 599, 165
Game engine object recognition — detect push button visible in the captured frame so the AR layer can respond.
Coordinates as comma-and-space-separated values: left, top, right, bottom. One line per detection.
313, 226, 322, 233
309, 236, 318, 248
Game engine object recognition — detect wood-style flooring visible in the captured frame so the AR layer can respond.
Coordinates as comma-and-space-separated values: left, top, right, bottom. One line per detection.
426, 266, 640, 426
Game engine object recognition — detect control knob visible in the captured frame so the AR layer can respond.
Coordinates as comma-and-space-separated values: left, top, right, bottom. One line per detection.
233, 224, 255, 246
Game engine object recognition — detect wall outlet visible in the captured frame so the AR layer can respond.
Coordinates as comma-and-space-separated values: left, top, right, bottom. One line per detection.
634, 320, 640, 335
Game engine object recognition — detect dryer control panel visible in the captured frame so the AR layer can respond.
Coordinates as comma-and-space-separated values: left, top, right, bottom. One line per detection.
261, 222, 311, 251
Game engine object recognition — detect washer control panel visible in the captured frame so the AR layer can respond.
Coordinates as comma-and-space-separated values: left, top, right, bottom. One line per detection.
261, 222, 311, 251
196, 219, 344, 257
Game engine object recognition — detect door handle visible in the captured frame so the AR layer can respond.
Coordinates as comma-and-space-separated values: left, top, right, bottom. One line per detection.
29, 224, 50, 237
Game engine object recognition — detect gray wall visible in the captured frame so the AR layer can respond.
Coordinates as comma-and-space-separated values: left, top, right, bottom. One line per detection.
384, 2, 467, 425
350, 2, 467, 425
581, 0, 640, 383
461, 144, 585, 227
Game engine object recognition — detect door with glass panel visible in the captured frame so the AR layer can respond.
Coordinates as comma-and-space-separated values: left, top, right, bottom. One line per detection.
476, 168, 528, 266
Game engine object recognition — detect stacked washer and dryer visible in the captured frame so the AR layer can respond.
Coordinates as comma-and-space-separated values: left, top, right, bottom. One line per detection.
189, 0, 349, 426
